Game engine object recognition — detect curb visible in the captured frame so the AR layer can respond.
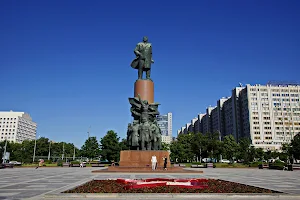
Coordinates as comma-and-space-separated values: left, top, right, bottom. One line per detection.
43, 193, 300, 199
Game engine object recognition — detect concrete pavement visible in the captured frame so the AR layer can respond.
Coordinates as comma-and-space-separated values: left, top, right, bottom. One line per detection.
0, 167, 299, 199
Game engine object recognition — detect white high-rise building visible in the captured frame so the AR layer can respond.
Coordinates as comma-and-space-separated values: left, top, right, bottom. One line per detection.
0, 111, 37, 143
240, 83, 300, 151
177, 82, 300, 151
157, 112, 172, 144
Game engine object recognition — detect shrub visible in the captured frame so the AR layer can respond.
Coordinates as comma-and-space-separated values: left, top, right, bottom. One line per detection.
249, 162, 261, 167
191, 162, 203, 165
44, 160, 52, 164
57, 160, 63, 167
71, 161, 80, 164
90, 161, 101, 164
269, 162, 285, 170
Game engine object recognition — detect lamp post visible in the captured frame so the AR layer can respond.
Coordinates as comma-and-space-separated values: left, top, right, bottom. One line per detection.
73, 146, 76, 161
48, 141, 51, 161
33, 137, 37, 162
2, 138, 8, 164
62, 142, 64, 160
33, 135, 40, 162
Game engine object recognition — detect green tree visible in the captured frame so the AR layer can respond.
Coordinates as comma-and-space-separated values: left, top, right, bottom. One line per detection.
255, 148, 264, 161
223, 135, 239, 162
206, 132, 223, 161
35, 137, 50, 157
191, 133, 208, 162
100, 130, 121, 162
237, 137, 251, 163
248, 145, 256, 162
170, 133, 194, 162
80, 137, 100, 160
281, 143, 292, 162
119, 138, 129, 151
291, 133, 300, 160
162, 142, 170, 151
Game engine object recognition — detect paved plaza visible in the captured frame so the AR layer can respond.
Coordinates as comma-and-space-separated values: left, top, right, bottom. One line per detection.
0, 167, 299, 200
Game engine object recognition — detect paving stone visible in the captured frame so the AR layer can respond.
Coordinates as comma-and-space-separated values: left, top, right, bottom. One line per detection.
0, 167, 300, 199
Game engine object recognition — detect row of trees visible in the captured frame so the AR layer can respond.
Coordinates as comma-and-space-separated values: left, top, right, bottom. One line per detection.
2, 129, 299, 164
80, 130, 128, 162
169, 132, 300, 163
0, 130, 128, 163
0, 137, 79, 163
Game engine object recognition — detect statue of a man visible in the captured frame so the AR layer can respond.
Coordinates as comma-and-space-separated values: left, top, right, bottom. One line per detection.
140, 120, 151, 150
131, 120, 140, 150
127, 123, 132, 147
151, 119, 162, 150
130, 36, 154, 80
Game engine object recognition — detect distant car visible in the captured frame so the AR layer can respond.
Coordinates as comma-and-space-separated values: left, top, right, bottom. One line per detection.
220, 159, 230, 163
9, 161, 22, 165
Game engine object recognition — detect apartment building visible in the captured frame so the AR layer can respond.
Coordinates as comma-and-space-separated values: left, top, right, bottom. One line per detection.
241, 83, 300, 150
176, 83, 300, 151
0, 111, 37, 143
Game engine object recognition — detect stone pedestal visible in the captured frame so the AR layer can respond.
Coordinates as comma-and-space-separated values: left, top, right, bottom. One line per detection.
119, 150, 171, 168
134, 80, 154, 103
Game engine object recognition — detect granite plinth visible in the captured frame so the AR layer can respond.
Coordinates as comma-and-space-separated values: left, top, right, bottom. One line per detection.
134, 80, 154, 103
119, 150, 171, 168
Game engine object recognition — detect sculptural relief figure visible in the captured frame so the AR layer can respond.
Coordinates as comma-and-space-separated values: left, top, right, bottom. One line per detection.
151, 119, 162, 150
140, 120, 151, 150
127, 92, 162, 151
139, 95, 150, 123
127, 123, 132, 147
130, 121, 140, 150
131, 36, 154, 80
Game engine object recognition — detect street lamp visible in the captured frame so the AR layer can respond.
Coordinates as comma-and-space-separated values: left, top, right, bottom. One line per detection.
48, 141, 51, 161
62, 142, 64, 160
2, 137, 8, 164
73, 146, 76, 161
33, 134, 40, 162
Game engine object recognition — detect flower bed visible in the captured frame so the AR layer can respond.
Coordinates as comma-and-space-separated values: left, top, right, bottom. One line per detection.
63, 178, 280, 193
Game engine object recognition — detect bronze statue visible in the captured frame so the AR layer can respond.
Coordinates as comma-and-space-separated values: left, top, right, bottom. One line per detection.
140, 121, 151, 150
127, 123, 132, 147
127, 96, 162, 150
151, 119, 162, 150
130, 121, 140, 150
139, 95, 150, 122
126, 37, 162, 151
131, 36, 154, 80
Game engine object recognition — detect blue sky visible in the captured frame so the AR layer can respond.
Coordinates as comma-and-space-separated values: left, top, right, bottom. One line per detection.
1, 0, 299, 148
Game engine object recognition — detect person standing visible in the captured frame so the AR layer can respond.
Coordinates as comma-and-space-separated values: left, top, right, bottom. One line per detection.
151, 155, 157, 171
163, 155, 168, 170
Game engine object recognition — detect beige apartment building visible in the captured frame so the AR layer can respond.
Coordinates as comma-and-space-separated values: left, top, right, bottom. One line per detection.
177, 83, 300, 151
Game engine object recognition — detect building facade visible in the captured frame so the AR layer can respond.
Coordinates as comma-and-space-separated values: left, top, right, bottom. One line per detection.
156, 112, 172, 144
176, 83, 300, 151
241, 83, 300, 150
0, 111, 37, 143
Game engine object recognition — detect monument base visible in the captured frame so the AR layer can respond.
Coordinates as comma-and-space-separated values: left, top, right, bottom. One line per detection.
119, 150, 171, 168
134, 80, 154, 104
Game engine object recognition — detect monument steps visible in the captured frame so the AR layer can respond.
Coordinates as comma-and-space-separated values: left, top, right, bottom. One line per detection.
92, 166, 203, 173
